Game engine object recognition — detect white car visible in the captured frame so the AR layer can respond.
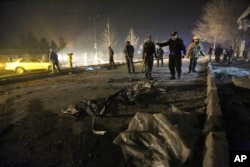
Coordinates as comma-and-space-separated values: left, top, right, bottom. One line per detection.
5, 58, 52, 74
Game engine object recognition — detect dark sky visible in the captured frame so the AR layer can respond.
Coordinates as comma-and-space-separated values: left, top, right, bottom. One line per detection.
1, 0, 208, 52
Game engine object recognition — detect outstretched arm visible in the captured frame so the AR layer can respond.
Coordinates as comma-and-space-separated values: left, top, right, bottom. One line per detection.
156, 40, 170, 47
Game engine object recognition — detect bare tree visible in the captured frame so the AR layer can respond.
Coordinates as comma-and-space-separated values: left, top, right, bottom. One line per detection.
100, 20, 118, 49
192, 0, 247, 48
58, 36, 67, 51
125, 28, 140, 49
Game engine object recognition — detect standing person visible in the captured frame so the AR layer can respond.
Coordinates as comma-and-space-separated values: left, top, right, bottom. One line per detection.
156, 31, 186, 79
41, 54, 46, 61
49, 48, 60, 73
142, 35, 157, 80
108, 46, 116, 69
67, 52, 73, 68
124, 41, 135, 73
186, 36, 205, 73
227, 46, 234, 65
208, 45, 213, 62
214, 45, 223, 63
156, 46, 164, 67
8, 56, 13, 62
222, 48, 228, 64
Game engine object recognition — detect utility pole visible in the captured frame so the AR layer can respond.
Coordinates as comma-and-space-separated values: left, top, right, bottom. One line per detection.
213, 35, 217, 49
89, 15, 100, 58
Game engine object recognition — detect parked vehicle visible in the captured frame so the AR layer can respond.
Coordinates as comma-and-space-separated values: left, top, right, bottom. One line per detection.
5, 58, 52, 74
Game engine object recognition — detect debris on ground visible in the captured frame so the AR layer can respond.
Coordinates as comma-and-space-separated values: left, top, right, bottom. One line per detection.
60, 80, 169, 137
60, 80, 162, 117
113, 112, 190, 167
61, 105, 78, 115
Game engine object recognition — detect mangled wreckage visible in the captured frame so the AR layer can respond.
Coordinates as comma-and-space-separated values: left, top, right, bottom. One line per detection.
61, 80, 206, 166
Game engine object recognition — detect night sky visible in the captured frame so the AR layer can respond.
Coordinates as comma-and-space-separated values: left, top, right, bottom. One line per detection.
1, 0, 208, 52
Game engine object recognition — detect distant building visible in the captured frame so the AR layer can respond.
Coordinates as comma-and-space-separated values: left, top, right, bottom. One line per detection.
237, 6, 250, 61
238, 6, 250, 31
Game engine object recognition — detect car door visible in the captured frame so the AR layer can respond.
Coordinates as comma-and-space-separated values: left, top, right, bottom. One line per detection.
19, 58, 32, 70
30, 58, 44, 70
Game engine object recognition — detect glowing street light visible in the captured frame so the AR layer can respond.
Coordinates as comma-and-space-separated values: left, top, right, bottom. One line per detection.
89, 15, 100, 57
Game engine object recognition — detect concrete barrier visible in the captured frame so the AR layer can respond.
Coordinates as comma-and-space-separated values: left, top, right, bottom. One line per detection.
203, 62, 229, 166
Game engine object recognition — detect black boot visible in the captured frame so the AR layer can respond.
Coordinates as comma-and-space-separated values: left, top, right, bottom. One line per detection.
169, 75, 176, 79
178, 73, 181, 79
148, 74, 153, 80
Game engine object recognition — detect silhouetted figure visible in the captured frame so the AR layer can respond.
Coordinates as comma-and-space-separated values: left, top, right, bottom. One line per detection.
67, 52, 73, 68
214, 45, 223, 63
8, 56, 13, 62
227, 46, 234, 65
208, 45, 213, 62
223, 48, 228, 64
108, 46, 116, 69
156, 46, 164, 67
124, 41, 135, 73
49, 48, 60, 73
142, 35, 157, 80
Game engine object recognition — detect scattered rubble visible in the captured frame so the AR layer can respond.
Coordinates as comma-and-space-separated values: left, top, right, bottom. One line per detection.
60, 81, 164, 135
113, 112, 191, 167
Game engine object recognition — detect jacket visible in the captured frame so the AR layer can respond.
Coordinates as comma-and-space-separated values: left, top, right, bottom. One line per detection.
157, 38, 186, 56
124, 44, 134, 58
49, 51, 59, 63
142, 41, 156, 58
186, 42, 205, 59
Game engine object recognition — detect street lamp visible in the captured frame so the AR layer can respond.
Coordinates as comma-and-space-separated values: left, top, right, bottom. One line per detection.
213, 35, 217, 50
89, 15, 100, 56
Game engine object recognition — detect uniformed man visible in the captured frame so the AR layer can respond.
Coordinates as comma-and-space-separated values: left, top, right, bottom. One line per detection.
142, 35, 157, 80
124, 41, 135, 73
108, 46, 116, 69
156, 31, 186, 79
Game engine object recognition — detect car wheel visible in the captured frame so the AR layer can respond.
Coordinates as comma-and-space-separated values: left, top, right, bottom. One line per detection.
15, 67, 25, 74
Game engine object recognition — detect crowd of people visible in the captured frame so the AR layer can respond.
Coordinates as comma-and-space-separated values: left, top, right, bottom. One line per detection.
213, 45, 234, 65
47, 30, 236, 79
47, 31, 206, 78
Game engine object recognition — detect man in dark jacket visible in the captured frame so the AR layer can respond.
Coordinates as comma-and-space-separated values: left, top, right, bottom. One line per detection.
49, 48, 60, 73
124, 41, 135, 73
156, 31, 186, 79
156, 46, 164, 67
227, 46, 234, 65
214, 45, 223, 63
142, 35, 157, 80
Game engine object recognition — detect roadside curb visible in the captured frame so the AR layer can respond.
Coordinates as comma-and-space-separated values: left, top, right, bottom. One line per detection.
203, 62, 229, 166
